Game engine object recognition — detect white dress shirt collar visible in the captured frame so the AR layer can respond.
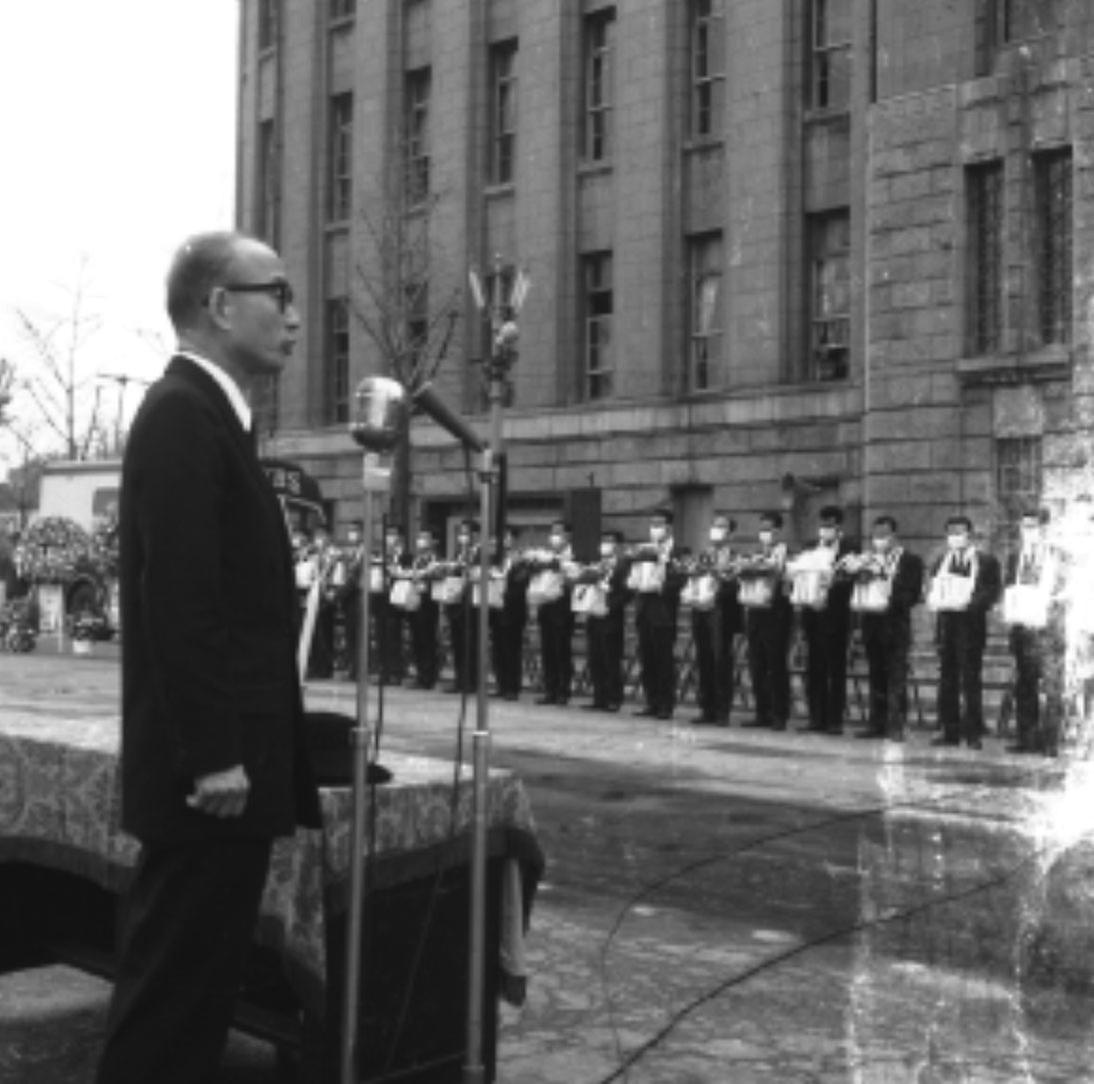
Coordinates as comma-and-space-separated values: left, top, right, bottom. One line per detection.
176, 351, 252, 433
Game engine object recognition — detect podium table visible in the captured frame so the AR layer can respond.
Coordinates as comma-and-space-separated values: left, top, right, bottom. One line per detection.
0, 713, 543, 1082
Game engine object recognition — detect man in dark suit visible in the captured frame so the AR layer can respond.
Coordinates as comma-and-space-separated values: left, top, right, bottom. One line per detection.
533, 519, 576, 706
795, 506, 856, 735
582, 528, 631, 713
690, 512, 741, 726
853, 515, 924, 741
444, 519, 478, 693
632, 510, 686, 720
95, 232, 321, 1084
407, 526, 440, 689
490, 525, 531, 699
929, 514, 1002, 750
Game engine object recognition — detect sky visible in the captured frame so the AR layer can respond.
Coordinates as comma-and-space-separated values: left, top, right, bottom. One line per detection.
0, 1, 239, 475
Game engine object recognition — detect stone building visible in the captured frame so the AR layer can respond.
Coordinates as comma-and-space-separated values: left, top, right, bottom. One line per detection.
235, 0, 1094, 558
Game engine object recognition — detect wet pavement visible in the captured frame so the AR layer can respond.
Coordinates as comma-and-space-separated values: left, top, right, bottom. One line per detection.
3, 652, 1094, 1082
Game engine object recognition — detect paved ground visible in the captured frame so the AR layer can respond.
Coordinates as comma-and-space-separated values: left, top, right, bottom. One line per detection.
3, 650, 1094, 1082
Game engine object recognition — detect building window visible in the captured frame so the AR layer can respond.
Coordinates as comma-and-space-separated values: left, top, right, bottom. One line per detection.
330, 0, 355, 20
581, 253, 613, 401
258, 0, 279, 51
996, 436, 1042, 542
325, 299, 351, 425
490, 40, 518, 185
405, 279, 429, 364
404, 67, 431, 205
810, 0, 852, 111
1034, 147, 1072, 347
807, 211, 850, 382
688, 233, 724, 392
966, 160, 1003, 356
328, 93, 353, 222
690, 0, 725, 137
583, 10, 615, 162
255, 118, 279, 246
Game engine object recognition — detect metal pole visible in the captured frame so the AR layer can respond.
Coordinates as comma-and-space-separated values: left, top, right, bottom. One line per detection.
341, 451, 387, 1084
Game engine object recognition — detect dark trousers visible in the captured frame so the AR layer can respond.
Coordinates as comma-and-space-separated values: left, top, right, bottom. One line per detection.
306, 599, 334, 680
746, 603, 791, 727
379, 602, 405, 683
801, 608, 850, 731
538, 599, 573, 702
692, 606, 735, 722
938, 616, 984, 743
588, 610, 625, 708
861, 613, 911, 736
491, 613, 526, 697
410, 600, 439, 688
638, 616, 677, 715
95, 837, 272, 1084
447, 601, 478, 692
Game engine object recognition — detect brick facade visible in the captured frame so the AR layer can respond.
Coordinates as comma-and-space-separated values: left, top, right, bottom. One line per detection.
236, 0, 1094, 560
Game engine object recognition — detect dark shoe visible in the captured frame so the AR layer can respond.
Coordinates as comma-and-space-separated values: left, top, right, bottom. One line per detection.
855, 729, 884, 740
931, 735, 960, 747
633, 707, 656, 717
690, 714, 715, 725
556, 697, 570, 707
886, 730, 906, 742
535, 696, 556, 706
443, 683, 463, 694
583, 702, 607, 712
656, 710, 673, 721
826, 726, 843, 736
1006, 742, 1031, 754
741, 718, 767, 729
966, 738, 983, 750
715, 714, 730, 726
606, 702, 622, 713
796, 724, 825, 734
770, 720, 787, 731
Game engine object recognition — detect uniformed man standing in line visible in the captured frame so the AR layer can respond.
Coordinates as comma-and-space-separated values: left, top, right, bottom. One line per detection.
929, 514, 1002, 749
534, 520, 576, 706
1004, 507, 1063, 754
582, 529, 631, 713
690, 511, 741, 726
490, 525, 531, 700
407, 526, 440, 689
852, 515, 924, 741
794, 506, 855, 735
379, 523, 409, 685
632, 510, 686, 721
445, 519, 479, 694
336, 520, 365, 679
740, 512, 792, 731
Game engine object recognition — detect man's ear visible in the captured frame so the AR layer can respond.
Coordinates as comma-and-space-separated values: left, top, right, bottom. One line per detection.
205, 286, 232, 330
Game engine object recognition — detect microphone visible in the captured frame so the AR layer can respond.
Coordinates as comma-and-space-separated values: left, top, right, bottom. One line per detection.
349, 376, 407, 453
412, 382, 485, 453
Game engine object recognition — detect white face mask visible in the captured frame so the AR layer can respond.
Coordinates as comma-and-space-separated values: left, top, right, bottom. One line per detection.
758, 530, 774, 547
599, 542, 615, 558
457, 535, 470, 549
947, 533, 969, 551
650, 526, 667, 544
709, 527, 727, 544
1021, 526, 1041, 545
872, 535, 892, 553
549, 533, 564, 549
416, 537, 431, 552
818, 527, 838, 545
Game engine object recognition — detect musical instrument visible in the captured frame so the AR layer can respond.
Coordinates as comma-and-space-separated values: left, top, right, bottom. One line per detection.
624, 542, 672, 594
926, 551, 978, 613
678, 548, 731, 611
569, 557, 616, 617
786, 547, 838, 611
839, 551, 895, 614
734, 547, 785, 609
1002, 584, 1048, 629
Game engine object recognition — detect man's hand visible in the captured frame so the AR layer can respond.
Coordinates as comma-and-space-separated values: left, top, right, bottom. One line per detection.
186, 765, 251, 818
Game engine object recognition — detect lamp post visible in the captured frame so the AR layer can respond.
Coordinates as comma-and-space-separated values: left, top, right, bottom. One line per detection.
462, 255, 528, 1084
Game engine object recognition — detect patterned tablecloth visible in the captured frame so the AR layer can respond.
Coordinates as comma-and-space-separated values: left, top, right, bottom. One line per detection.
0, 712, 541, 1017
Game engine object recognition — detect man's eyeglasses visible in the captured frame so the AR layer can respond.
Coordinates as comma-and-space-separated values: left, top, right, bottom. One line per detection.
218, 280, 295, 313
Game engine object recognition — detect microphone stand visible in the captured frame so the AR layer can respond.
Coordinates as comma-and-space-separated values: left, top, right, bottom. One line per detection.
340, 448, 390, 1084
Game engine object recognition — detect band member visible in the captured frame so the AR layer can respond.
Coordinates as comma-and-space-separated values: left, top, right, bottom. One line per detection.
850, 516, 924, 741
407, 527, 440, 689
792, 506, 855, 734
1003, 508, 1063, 754
581, 529, 631, 713
532, 520, 576, 705
445, 519, 479, 694
740, 512, 792, 731
379, 524, 409, 684
928, 515, 1002, 749
490, 526, 531, 700
336, 520, 365, 679
689, 512, 741, 726
632, 510, 686, 720
307, 524, 336, 679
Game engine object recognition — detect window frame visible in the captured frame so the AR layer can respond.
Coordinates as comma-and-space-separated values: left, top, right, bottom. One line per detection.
255, 118, 280, 247
994, 436, 1043, 550
581, 252, 614, 402
807, 210, 851, 382
809, 0, 852, 113
687, 233, 724, 393
324, 298, 351, 426
258, 0, 279, 52
582, 9, 615, 162
490, 40, 519, 186
689, 0, 726, 139
328, 93, 354, 223
404, 66, 432, 206
1033, 147, 1072, 347
965, 160, 1004, 357
329, 0, 355, 22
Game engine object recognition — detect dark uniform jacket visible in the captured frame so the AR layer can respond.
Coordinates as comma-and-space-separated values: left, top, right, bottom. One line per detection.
118, 356, 321, 842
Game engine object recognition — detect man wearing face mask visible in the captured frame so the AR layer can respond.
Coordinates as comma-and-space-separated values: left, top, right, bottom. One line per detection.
741, 512, 792, 730
794, 506, 856, 734
378, 525, 410, 684
853, 516, 924, 741
445, 520, 479, 693
490, 525, 531, 700
408, 527, 440, 689
534, 520, 576, 705
929, 514, 1002, 749
582, 529, 632, 712
690, 512, 741, 725
633, 510, 686, 720
335, 521, 364, 679
1003, 508, 1063, 754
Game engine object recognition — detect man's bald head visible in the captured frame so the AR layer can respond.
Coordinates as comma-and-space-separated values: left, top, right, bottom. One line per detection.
165, 231, 249, 332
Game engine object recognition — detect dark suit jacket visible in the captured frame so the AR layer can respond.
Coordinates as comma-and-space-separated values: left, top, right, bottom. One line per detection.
118, 356, 321, 842
888, 549, 925, 618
